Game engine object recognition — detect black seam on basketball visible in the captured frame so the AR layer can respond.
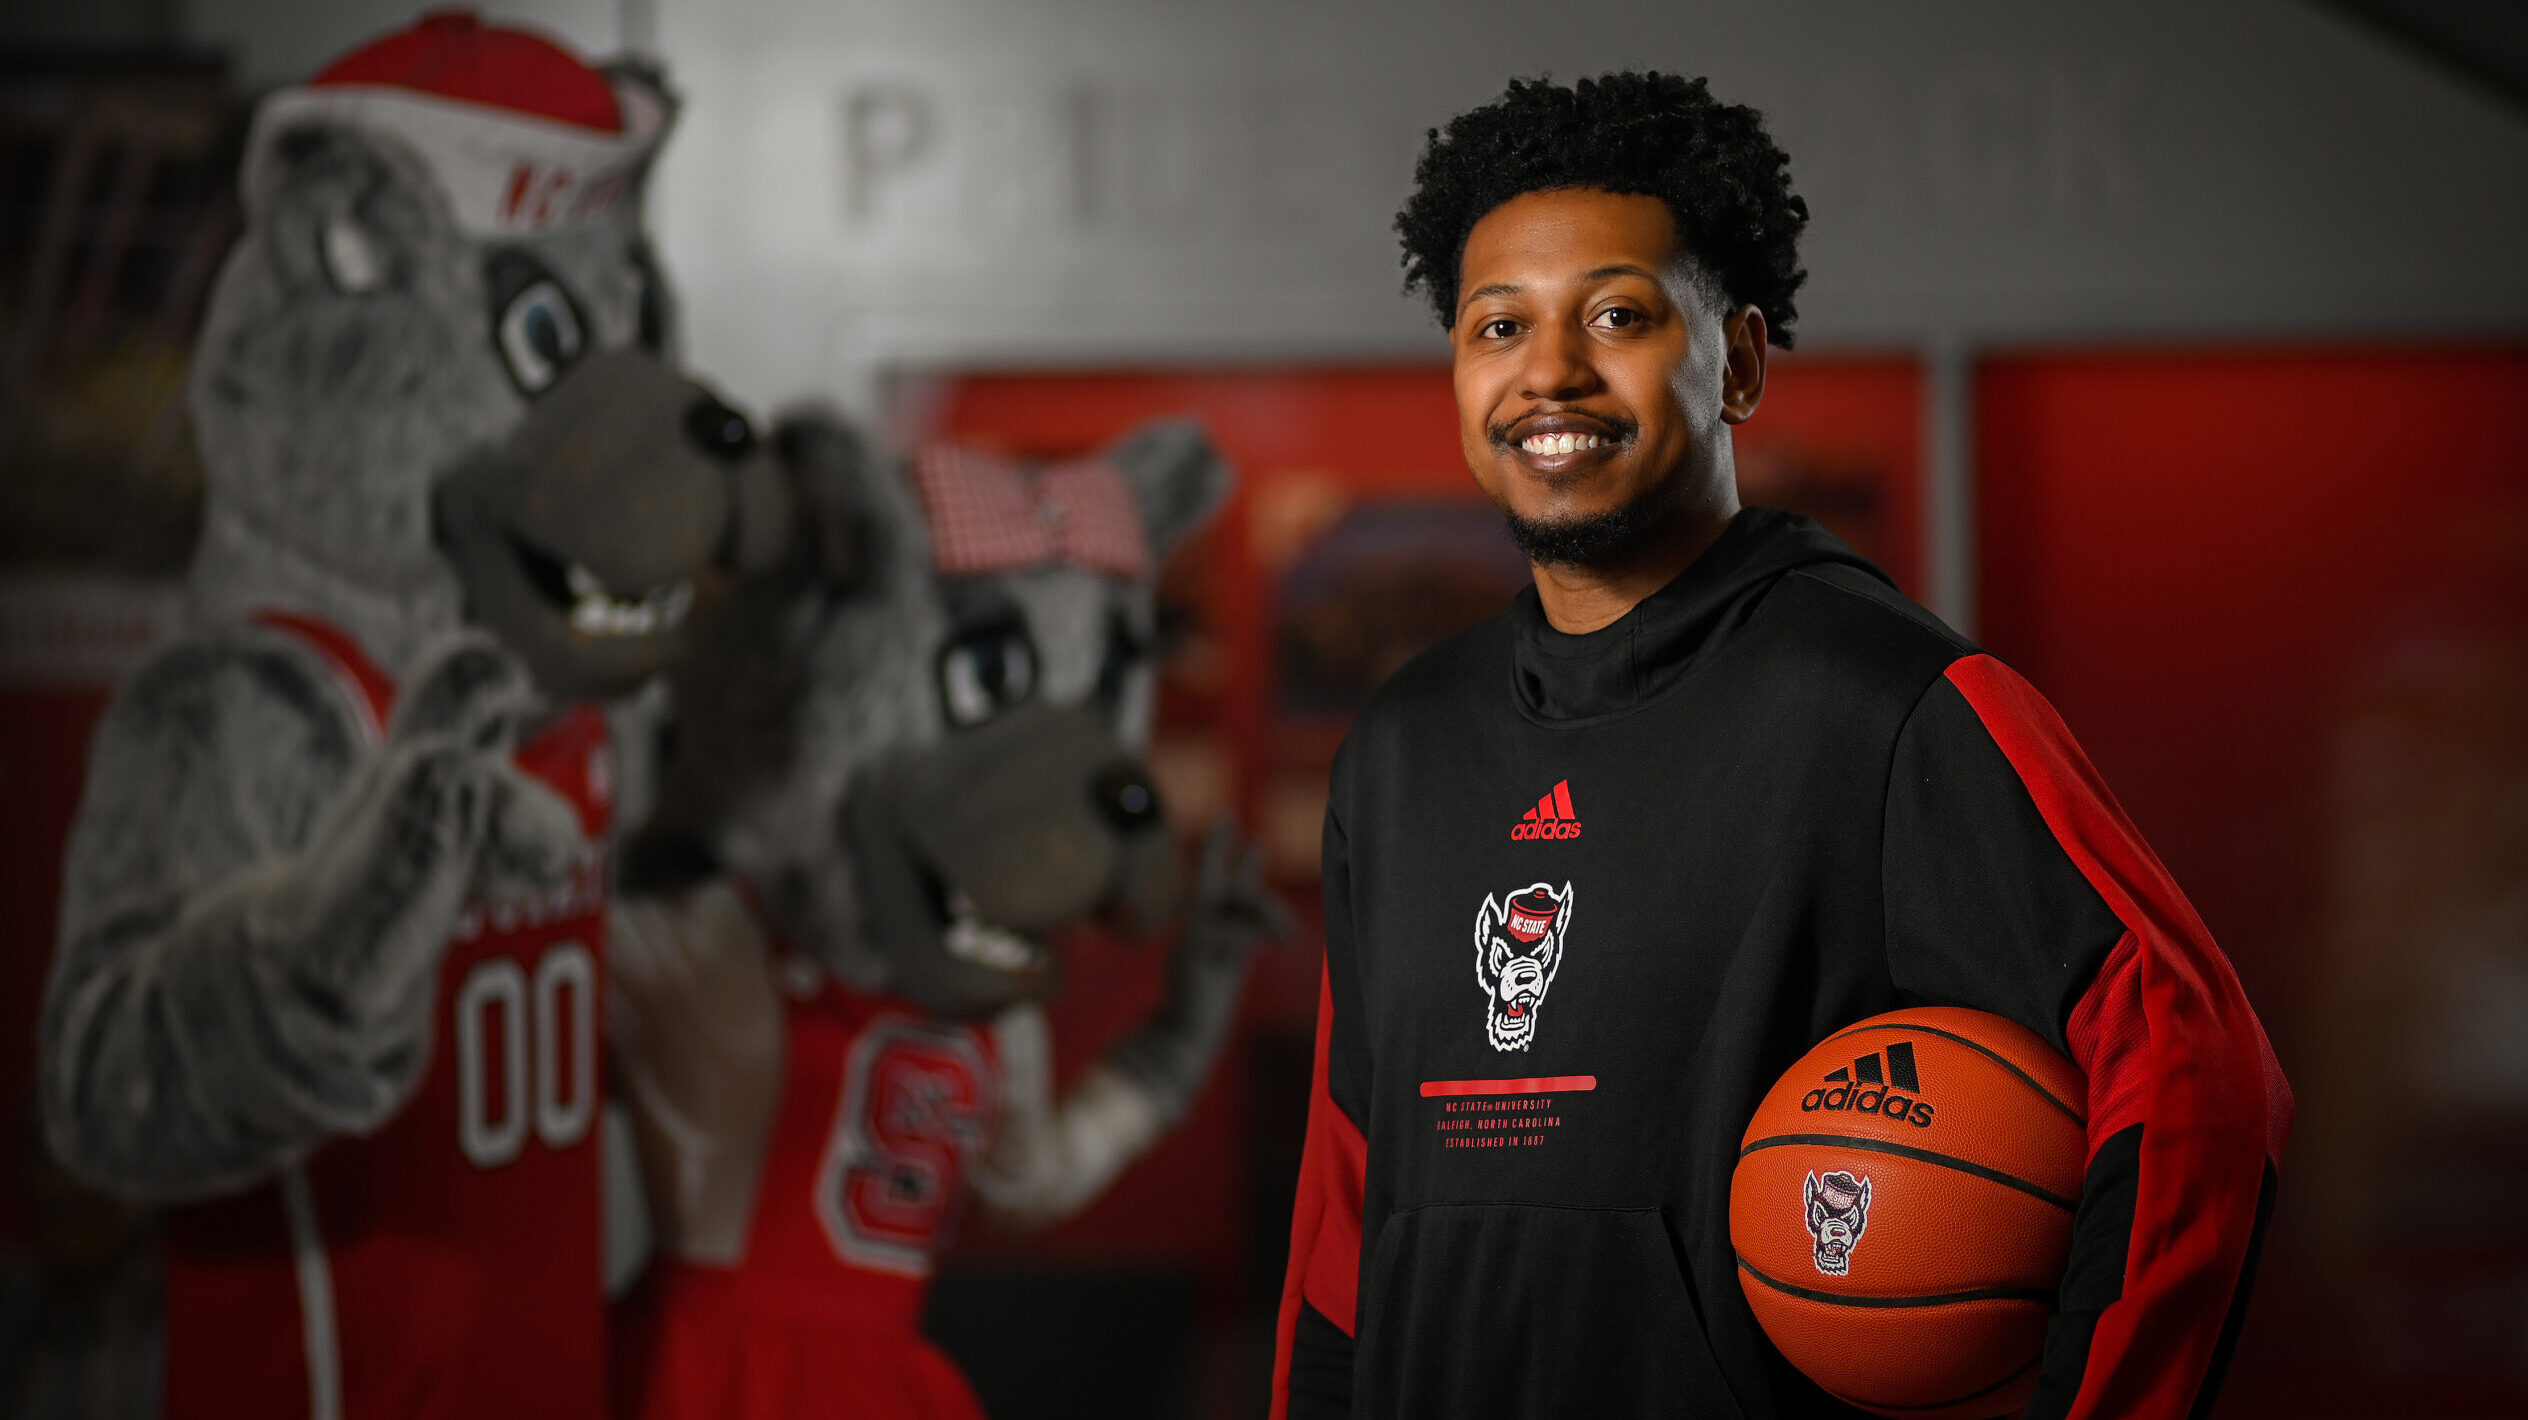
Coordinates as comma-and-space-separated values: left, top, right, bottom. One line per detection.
1739, 1133, 2078, 1211
1737, 1257, 2056, 1308
1824, 1350, 2044, 1412
1820, 1020, 2085, 1125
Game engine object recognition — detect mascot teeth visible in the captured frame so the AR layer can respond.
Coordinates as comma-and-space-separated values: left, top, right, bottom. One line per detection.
942, 916, 1045, 973
565, 564, 694, 637
941, 889, 1045, 973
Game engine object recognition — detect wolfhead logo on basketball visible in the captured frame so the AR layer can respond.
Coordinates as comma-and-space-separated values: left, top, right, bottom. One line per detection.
1803, 1169, 1871, 1276
1509, 779, 1582, 840
1473, 881, 1571, 1051
1800, 1039, 1935, 1127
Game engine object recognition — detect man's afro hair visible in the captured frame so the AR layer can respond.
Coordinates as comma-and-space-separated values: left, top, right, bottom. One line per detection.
1396, 72, 1809, 346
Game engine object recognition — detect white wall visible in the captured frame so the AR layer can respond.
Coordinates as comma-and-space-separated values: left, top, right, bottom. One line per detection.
184, 0, 2528, 414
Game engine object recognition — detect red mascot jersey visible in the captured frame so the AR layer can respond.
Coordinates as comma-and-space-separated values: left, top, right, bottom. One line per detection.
616, 966, 1003, 1420
160, 614, 613, 1420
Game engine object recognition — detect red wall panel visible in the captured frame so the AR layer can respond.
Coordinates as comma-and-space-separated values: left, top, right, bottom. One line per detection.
0, 688, 113, 1249
1978, 347, 2528, 1417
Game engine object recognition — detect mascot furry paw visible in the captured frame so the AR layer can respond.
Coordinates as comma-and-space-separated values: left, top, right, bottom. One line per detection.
609, 414, 1282, 1419
36, 15, 781, 1418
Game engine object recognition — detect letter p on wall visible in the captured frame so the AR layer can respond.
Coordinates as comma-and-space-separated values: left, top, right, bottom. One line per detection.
843, 83, 934, 221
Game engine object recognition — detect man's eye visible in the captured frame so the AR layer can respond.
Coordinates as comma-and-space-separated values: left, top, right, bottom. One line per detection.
1479, 317, 1519, 339
1591, 307, 1641, 330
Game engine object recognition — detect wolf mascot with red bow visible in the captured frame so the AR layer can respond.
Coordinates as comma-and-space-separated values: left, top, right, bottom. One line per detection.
610, 416, 1281, 1419
37, 16, 782, 1418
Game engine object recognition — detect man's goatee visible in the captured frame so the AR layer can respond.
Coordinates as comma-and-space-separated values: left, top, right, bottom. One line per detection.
1500, 498, 1657, 568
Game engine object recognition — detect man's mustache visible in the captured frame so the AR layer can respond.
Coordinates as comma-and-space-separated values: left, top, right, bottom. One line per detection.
1488, 409, 1638, 451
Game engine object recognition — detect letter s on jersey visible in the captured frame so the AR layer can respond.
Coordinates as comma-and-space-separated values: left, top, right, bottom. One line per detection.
812, 1019, 998, 1277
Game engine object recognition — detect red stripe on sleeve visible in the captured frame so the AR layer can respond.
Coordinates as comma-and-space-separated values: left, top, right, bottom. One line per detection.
1944, 654, 2292, 1420
2065, 931, 2153, 1150
1270, 967, 1368, 1419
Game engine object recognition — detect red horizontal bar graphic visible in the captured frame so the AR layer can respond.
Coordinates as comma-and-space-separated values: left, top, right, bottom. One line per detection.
1419, 1075, 1598, 1097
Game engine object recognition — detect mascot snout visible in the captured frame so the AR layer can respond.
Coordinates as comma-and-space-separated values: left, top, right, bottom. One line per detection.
846, 701, 1184, 1019
436, 348, 789, 702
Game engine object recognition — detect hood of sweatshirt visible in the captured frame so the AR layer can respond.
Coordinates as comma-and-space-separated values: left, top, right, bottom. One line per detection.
1507, 506, 1888, 725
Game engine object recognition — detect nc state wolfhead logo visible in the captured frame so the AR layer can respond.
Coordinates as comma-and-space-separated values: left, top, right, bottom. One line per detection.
1804, 1170, 1871, 1276
1474, 881, 1571, 1052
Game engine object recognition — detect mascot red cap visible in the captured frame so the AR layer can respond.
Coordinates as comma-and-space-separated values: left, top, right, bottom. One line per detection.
1505, 886, 1563, 943
244, 9, 669, 235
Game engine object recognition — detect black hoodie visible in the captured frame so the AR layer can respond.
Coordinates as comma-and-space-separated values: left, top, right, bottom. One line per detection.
1271, 509, 2290, 1419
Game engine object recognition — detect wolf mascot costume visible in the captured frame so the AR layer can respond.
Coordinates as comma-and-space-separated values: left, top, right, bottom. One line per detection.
609, 416, 1280, 1418
36, 16, 782, 1418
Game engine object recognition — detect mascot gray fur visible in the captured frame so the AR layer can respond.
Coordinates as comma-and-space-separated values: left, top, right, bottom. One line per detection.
35, 15, 781, 1418
608, 413, 1281, 1418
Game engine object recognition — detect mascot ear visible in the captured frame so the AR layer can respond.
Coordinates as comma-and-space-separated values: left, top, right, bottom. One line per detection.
245, 121, 453, 299
772, 411, 913, 599
1103, 418, 1233, 561
634, 407, 872, 875
602, 59, 682, 161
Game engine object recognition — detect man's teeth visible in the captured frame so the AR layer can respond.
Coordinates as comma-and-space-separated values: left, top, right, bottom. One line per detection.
565, 563, 694, 637
1521, 431, 1605, 456
942, 890, 1047, 974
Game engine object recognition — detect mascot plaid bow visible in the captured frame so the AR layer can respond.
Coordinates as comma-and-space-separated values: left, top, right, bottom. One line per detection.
911, 443, 1152, 579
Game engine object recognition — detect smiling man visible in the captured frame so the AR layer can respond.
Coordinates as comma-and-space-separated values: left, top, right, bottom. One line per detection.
1271, 74, 2292, 1419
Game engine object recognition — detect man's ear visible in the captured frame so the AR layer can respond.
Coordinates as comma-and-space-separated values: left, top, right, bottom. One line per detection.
1103, 418, 1234, 561
243, 121, 451, 299
1719, 304, 1769, 425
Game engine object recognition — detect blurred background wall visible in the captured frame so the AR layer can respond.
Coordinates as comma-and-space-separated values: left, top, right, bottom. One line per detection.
5, 1, 2526, 1416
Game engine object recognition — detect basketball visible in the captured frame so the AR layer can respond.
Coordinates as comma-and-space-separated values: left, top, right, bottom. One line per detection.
1730, 1007, 2087, 1419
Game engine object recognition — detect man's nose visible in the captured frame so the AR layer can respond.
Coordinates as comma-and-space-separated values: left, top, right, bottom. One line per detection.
1519, 318, 1600, 403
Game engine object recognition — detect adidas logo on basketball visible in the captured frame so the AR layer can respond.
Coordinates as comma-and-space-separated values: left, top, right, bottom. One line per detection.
1799, 1040, 1935, 1128
1510, 780, 1582, 840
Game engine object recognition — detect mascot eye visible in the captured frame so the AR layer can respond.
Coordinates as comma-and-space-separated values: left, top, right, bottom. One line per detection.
937, 626, 1039, 728
497, 280, 585, 394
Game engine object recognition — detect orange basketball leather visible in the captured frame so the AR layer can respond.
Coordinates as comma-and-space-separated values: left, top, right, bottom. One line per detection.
1731, 1007, 2088, 1419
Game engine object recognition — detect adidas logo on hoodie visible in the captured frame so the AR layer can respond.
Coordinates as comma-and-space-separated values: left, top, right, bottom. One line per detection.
1511, 780, 1582, 841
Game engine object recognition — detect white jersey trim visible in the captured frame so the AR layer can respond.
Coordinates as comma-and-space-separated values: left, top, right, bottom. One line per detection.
280, 1165, 344, 1420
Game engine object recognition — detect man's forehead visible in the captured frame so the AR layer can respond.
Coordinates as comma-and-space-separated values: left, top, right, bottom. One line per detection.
1458, 188, 1683, 292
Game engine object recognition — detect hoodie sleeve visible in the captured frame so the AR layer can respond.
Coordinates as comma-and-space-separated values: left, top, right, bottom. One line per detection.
1882, 653, 2292, 1420
1271, 801, 1372, 1420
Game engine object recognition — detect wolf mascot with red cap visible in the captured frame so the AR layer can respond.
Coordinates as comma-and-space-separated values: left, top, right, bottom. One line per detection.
36, 15, 784, 1418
